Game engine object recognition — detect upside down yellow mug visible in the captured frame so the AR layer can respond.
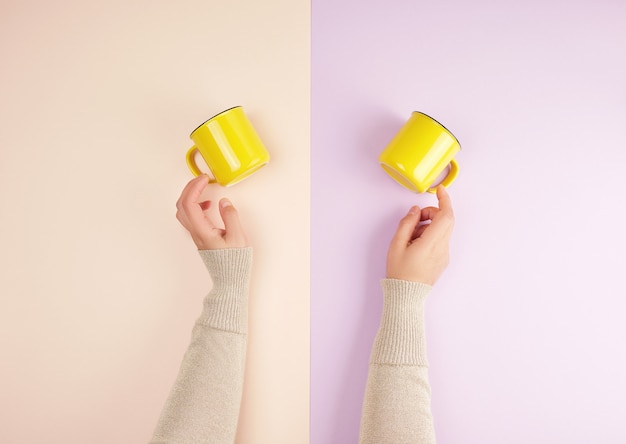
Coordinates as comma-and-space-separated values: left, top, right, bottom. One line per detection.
186, 106, 270, 186
379, 111, 460, 193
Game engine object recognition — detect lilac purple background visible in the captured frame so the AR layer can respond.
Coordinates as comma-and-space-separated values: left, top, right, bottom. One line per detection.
311, 1, 626, 443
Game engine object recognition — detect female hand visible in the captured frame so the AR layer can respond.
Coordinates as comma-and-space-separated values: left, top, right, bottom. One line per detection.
175, 175, 248, 250
386, 185, 454, 285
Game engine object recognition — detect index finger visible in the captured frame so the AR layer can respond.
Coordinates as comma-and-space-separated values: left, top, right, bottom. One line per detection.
177, 175, 216, 229
415, 186, 454, 241
436, 185, 454, 216
178, 175, 210, 205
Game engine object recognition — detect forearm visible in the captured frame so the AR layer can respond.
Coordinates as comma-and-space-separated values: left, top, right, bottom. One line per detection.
359, 279, 436, 444
151, 247, 252, 444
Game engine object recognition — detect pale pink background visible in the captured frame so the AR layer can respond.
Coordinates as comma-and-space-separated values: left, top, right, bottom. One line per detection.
0, 0, 309, 443
311, 1, 626, 443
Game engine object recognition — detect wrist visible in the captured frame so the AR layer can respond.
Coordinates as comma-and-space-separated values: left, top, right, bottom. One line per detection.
196, 247, 253, 333
385, 270, 436, 286
371, 279, 432, 366
198, 247, 253, 290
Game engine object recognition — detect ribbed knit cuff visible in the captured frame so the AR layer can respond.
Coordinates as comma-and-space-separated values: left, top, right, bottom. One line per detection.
196, 247, 253, 334
370, 279, 432, 366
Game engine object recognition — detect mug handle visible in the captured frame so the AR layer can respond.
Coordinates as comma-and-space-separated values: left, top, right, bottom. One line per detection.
427, 159, 459, 193
186, 146, 217, 182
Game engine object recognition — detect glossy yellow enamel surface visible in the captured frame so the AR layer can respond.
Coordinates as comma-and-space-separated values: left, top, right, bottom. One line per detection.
379, 111, 460, 193
186, 106, 270, 186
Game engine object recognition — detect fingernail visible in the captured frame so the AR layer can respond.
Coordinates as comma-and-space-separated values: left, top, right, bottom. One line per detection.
220, 199, 232, 208
408, 206, 419, 215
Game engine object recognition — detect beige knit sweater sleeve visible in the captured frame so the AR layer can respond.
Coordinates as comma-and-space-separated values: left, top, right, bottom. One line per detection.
151, 247, 252, 444
359, 279, 436, 444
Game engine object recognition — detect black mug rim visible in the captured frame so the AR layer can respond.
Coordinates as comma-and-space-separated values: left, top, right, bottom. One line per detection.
413, 111, 462, 151
190, 106, 242, 137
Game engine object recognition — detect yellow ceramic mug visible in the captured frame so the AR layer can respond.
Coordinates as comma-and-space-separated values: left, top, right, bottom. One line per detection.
379, 111, 460, 193
186, 106, 270, 186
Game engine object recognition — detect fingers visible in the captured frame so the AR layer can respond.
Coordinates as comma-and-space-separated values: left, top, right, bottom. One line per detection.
420, 207, 439, 222
403, 186, 454, 243
178, 174, 210, 206
391, 206, 421, 247
175, 175, 216, 233
419, 186, 454, 241
175, 176, 249, 249
436, 185, 453, 217
218, 198, 247, 245
413, 222, 430, 240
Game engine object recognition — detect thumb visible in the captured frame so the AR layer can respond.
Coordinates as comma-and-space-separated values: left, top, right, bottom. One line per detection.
391, 206, 421, 247
219, 198, 246, 243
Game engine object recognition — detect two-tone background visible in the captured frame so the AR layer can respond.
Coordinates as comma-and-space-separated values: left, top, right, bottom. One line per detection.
2, 0, 625, 443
